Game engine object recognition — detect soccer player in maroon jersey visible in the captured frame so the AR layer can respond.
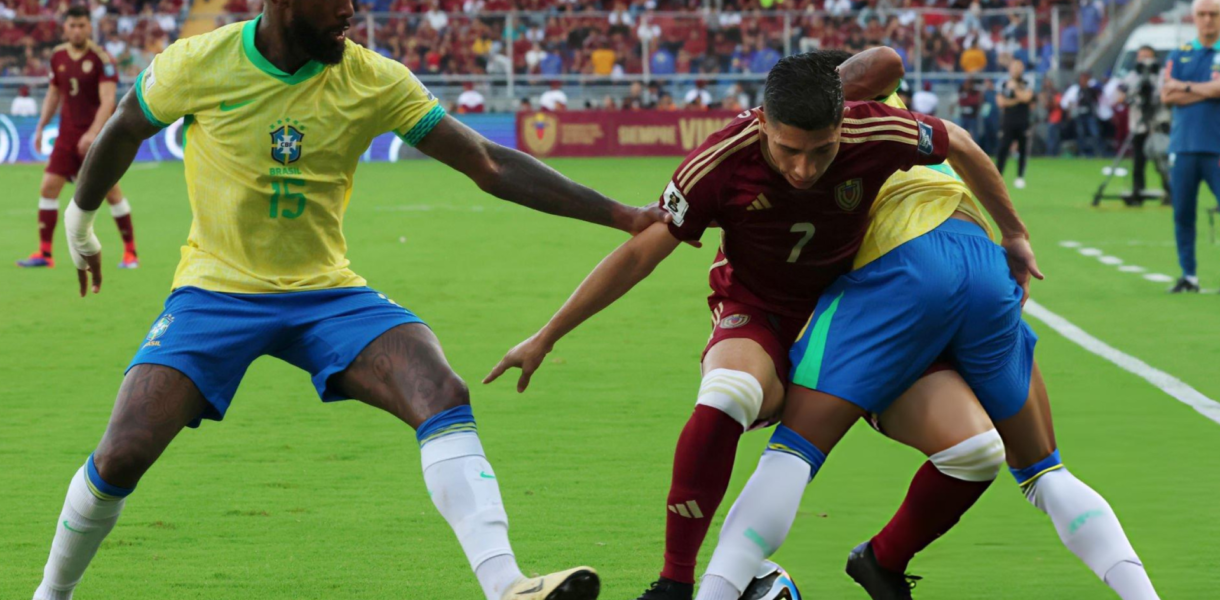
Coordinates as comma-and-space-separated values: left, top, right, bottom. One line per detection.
17, 6, 138, 270
485, 50, 1035, 600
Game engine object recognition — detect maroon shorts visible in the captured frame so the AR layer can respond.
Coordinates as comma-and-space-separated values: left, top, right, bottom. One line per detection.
702, 296, 806, 384
702, 296, 955, 385
47, 129, 85, 181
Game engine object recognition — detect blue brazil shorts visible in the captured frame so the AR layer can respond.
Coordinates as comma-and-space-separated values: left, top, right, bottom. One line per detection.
788, 218, 1037, 421
129, 286, 425, 426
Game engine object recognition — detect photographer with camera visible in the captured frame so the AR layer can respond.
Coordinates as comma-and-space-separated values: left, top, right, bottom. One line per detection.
1120, 45, 1172, 202
1162, 0, 1220, 293
996, 60, 1035, 189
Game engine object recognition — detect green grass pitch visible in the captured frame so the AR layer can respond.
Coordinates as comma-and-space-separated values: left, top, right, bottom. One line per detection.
1, 157, 1219, 599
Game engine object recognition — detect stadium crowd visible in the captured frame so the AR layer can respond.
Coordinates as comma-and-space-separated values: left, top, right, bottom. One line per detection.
4, 0, 1130, 159
0, 0, 184, 78
1, 0, 1108, 80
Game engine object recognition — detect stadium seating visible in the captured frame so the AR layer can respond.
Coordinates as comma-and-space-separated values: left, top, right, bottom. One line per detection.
1, 0, 1101, 81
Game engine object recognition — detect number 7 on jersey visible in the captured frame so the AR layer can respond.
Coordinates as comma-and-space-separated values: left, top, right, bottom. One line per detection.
787, 222, 815, 263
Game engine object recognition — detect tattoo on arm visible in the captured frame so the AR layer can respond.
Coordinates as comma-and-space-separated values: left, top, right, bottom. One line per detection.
74, 89, 162, 211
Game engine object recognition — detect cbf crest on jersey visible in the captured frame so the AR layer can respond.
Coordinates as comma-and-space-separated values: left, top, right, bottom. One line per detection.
143, 314, 173, 348
270, 119, 305, 165
835, 178, 863, 211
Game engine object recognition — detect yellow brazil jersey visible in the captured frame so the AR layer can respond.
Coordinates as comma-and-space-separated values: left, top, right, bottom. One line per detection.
852, 95, 994, 270
135, 16, 444, 293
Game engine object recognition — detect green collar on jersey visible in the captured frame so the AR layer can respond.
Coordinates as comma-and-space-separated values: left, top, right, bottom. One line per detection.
242, 15, 326, 85
1190, 38, 1220, 51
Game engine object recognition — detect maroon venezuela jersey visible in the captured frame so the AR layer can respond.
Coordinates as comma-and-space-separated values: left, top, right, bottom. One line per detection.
48, 42, 118, 133
657, 103, 950, 319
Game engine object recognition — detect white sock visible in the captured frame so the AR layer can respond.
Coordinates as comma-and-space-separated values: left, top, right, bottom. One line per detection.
108, 199, 131, 218
1025, 469, 1158, 600
1105, 561, 1161, 600
421, 432, 523, 600
695, 574, 741, 600
1185, 275, 1199, 285
39, 197, 59, 211
475, 555, 522, 600
703, 452, 810, 593
34, 467, 126, 600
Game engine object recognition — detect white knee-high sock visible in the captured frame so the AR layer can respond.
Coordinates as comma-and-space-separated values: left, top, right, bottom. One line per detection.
35, 464, 128, 600
1023, 467, 1158, 600
421, 431, 523, 600
699, 450, 813, 600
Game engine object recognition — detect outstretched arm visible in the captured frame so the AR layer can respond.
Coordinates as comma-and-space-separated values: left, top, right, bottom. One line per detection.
417, 116, 669, 235
484, 222, 681, 392
944, 120, 1044, 301
67, 89, 163, 296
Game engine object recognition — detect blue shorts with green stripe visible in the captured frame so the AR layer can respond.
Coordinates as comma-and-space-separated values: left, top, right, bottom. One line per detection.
789, 218, 1037, 421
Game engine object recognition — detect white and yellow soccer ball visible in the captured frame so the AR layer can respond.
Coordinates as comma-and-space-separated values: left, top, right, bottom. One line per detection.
740, 560, 801, 600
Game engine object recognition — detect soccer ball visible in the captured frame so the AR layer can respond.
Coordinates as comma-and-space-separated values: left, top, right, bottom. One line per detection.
740, 560, 801, 600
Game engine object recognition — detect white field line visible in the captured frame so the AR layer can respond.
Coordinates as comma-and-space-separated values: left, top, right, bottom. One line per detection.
1060, 240, 1175, 284
1024, 300, 1220, 426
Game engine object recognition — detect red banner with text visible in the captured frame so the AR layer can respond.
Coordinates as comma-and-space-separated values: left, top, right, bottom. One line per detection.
516, 110, 741, 158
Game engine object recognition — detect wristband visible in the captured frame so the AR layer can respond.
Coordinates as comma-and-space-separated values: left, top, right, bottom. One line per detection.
64, 199, 102, 269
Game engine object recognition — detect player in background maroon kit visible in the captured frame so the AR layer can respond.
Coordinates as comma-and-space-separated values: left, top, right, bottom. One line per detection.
485, 49, 1027, 600
18, 6, 138, 270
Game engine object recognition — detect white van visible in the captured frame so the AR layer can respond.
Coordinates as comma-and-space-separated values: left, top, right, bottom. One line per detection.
1112, 21, 1195, 77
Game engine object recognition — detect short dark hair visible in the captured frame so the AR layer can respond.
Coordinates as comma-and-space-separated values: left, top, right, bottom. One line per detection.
64, 5, 90, 20
764, 51, 844, 131
1138, 44, 1156, 54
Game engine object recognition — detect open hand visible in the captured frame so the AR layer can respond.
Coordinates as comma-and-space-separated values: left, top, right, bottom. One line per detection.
1001, 236, 1044, 305
625, 205, 702, 248
483, 334, 553, 393
75, 251, 103, 297
77, 131, 97, 156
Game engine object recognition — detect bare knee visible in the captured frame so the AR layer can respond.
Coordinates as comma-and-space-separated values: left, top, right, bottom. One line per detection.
92, 438, 157, 489
39, 179, 63, 199
433, 373, 470, 413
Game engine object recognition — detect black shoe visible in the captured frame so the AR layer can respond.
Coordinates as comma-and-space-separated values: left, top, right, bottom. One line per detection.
1169, 277, 1200, 293
845, 541, 921, 600
637, 577, 693, 600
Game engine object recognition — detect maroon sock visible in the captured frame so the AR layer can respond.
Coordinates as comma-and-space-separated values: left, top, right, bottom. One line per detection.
38, 209, 58, 256
870, 461, 992, 573
659, 405, 744, 584
113, 214, 136, 253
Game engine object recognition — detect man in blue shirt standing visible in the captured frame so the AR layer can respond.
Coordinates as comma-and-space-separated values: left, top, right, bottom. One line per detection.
1163, 0, 1220, 293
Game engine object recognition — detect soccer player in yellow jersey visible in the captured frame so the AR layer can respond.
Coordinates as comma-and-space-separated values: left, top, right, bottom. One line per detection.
31, 0, 668, 597
697, 55, 1159, 600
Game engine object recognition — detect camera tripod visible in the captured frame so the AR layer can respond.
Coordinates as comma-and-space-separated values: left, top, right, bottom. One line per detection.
1092, 125, 1171, 206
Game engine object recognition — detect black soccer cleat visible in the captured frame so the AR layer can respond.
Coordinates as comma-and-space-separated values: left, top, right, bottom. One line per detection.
1169, 277, 1201, 293
636, 577, 694, 600
845, 541, 922, 600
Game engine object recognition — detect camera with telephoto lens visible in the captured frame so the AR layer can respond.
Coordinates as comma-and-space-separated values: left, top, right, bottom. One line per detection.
1133, 58, 1161, 76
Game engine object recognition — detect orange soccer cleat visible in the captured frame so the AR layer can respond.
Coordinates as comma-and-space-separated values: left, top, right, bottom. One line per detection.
118, 250, 139, 269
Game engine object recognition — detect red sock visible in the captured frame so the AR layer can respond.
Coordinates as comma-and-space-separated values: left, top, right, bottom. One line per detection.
660, 405, 743, 584
870, 461, 992, 573
113, 214, 136, 254
38, 208, 58, 256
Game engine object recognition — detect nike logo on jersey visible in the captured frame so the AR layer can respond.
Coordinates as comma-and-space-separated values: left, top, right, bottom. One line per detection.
219, 99, 256, 112
746, 193, 773, 211
479, 471, 496, 479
